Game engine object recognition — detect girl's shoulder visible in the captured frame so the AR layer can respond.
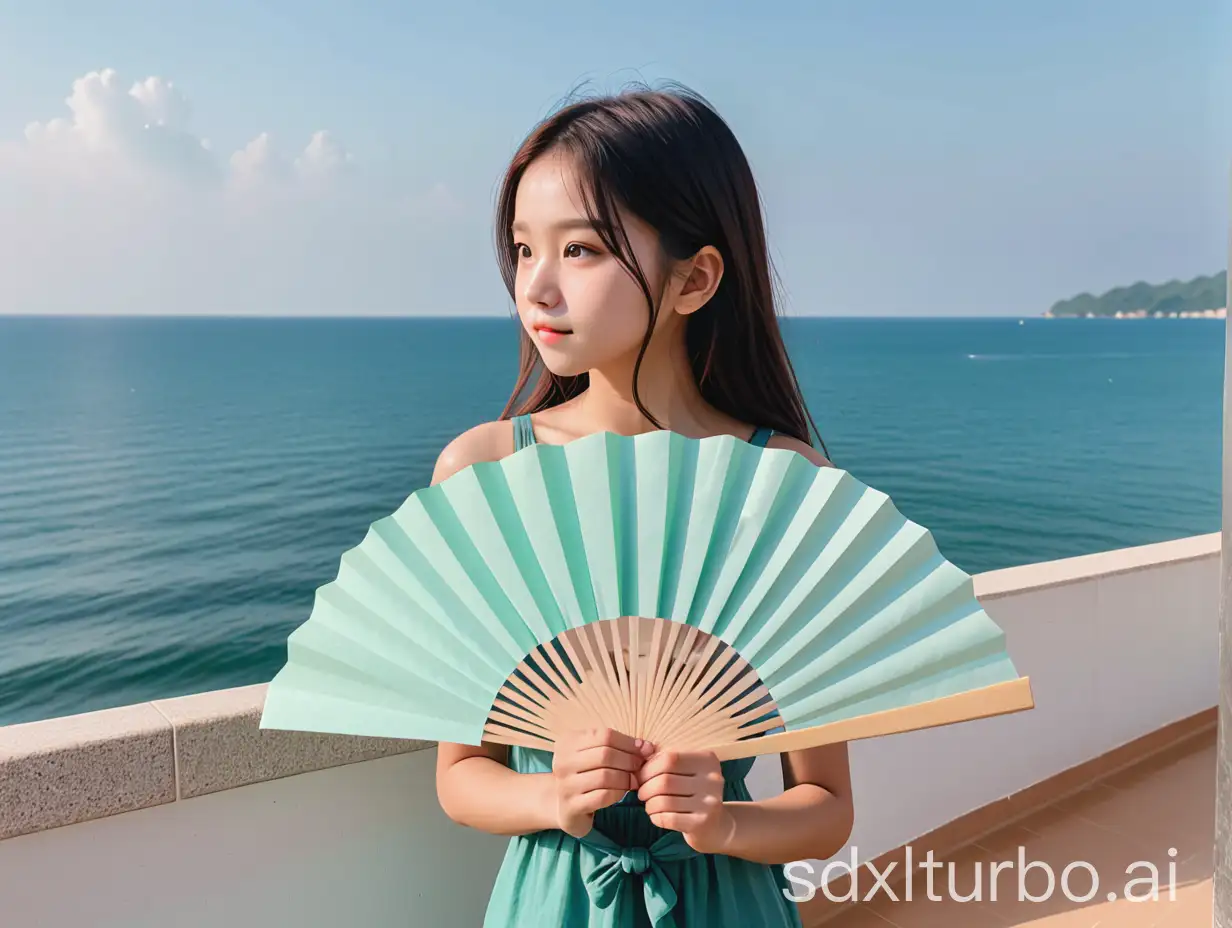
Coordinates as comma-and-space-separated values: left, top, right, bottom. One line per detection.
763, 431, 834, 469
430, 419, 833, 488
431, 419, 519, 486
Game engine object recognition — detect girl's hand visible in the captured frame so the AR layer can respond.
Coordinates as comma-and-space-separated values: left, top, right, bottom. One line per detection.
551, 728, 655, 838
636, 749, 736, 854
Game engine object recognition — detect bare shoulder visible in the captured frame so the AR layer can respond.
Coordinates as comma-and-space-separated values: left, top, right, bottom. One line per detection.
431, 419, 515, 485
766, 432, 835, 468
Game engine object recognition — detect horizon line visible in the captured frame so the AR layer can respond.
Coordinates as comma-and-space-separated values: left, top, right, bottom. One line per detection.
0, 311, 1057, 321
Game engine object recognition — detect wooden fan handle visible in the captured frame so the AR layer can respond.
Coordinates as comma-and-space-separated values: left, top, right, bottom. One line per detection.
708, 676, 1035, 761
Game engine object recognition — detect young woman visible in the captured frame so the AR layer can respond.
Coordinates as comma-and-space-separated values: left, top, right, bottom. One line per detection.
433, 83, 855, 927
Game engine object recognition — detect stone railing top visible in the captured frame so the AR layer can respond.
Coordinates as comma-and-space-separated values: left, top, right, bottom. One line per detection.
0, 681, 430, 841
972, 531, 1218, 600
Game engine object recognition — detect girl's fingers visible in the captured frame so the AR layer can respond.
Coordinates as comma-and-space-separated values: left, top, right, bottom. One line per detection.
647, 811, 704, 834
643, 794, 702, 816
636, 750, 685, 781
636, 772, 694, 800
554, 728, 655, 776
573, 744, 645, 774
589, 727, 648, 755
564, 727, 653, 757
574, 788, 630, 814
638, 749, 716, 781
572, 767, 636, 795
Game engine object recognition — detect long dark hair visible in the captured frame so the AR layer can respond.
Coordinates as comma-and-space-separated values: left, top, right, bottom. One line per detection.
493, 80, 829, 458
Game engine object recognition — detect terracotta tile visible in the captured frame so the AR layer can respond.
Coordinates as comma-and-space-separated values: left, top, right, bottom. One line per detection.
1081, 897, 1187, 928
1048, 783, 1123, 815
1135, 741, 1215, 795
974, 824, 1040, 858
979, 814, 1181, 926
860, 845, 1013, 927
1101, 747, 1190, 787
1006, 784, 1120, 838
1043, 765, 1214, 864
1170, 847, 1213, 886
992, 744, 1213, 867
865, 896, 1007, 928
1004, 905, 1114, 927
1151, 877, 1213, 926
812, 905, 901, 928
1100, 736, 1211, 792
1012, 799, 1089, 836
796, 863, 915, 927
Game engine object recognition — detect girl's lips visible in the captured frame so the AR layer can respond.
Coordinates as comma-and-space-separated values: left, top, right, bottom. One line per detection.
534, 324, 572, 345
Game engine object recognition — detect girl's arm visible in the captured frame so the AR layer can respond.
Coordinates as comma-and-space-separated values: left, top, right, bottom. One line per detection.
435, 741, 560, 835
436, 729, 653, 837
636, 742, 854, 865
726, 743, 855, 864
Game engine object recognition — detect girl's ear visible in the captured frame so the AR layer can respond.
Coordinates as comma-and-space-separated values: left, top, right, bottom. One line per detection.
671, 246, 724, 317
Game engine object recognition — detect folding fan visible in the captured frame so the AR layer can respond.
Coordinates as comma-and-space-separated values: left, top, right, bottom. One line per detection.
259, 429, 1033, 760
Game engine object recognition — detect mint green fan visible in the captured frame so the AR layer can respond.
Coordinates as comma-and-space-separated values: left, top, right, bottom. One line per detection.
259, 430, 1033, 760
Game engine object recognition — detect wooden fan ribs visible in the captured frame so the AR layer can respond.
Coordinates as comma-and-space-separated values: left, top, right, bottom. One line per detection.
649, 631, 734, 746
482, 616, 785, 753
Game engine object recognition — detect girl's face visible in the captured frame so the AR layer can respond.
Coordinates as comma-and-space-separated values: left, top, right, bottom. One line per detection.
511, 150, 678, 377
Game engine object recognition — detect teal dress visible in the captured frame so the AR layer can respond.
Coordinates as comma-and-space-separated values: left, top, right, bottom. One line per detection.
482, 417, 804, 928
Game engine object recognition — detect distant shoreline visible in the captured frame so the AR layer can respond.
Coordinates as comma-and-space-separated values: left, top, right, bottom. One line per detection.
1045, 270, 1226, 319
1042, 307, 1226, 320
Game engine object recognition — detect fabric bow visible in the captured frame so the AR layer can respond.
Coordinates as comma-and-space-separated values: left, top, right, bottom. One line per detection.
578, 829, 701, 927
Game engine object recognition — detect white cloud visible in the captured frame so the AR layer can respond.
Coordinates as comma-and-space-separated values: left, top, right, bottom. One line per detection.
14, 69, 217, 186
128, 75, 192, 129
295, 129, 353, 181
0, 69, 487, 316
228, 131, 288, 188
11, 68, 349, 189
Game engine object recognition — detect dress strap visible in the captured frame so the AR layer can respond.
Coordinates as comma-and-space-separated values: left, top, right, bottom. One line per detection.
512, 414, 537, 451
748, 426, 774, 448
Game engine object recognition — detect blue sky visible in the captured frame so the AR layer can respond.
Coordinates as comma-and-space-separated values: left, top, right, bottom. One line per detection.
0, 0, 1228, 317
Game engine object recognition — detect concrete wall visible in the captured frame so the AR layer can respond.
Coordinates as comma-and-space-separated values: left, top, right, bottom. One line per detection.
0, 533, 1220, 927
0, 747, 507, 926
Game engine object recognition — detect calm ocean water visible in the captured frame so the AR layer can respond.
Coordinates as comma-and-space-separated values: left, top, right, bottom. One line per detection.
0, 315, 1223, 726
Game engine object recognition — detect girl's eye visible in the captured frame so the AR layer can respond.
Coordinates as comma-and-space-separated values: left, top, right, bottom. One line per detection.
513, 242, 595, 260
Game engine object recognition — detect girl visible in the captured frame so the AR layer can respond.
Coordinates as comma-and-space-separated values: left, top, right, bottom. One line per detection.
432, 83, 855, 927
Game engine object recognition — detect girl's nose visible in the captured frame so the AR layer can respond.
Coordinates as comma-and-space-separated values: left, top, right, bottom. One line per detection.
524, 261, 562, 308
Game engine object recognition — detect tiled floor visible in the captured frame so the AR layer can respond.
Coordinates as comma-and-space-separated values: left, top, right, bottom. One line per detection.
822, 728, 1216, 927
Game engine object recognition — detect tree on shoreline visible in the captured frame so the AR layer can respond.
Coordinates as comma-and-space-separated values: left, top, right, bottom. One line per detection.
1048, 271, 1227, 317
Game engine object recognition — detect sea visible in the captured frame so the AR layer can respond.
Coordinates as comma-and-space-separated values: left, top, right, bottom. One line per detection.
0, 315, 1223, 727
